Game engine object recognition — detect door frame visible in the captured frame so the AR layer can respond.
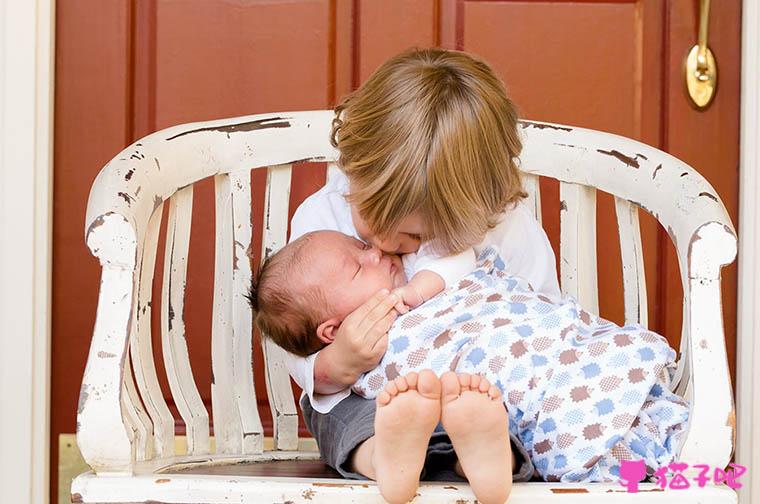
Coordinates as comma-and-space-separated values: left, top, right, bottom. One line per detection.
737, 0, 760, 502
0, 1, 55, 503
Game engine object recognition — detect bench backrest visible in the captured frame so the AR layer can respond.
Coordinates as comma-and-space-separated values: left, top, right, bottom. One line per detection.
77, 111, 736, 474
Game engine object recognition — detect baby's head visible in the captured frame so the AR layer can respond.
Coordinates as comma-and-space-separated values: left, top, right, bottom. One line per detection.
332, 47, 526, 256
249, 230, 406, 356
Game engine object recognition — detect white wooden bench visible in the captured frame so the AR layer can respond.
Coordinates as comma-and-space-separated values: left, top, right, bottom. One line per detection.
71, 111, 738, 503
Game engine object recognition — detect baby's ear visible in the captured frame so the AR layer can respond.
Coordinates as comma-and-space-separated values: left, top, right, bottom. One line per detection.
316, 319, 340, 345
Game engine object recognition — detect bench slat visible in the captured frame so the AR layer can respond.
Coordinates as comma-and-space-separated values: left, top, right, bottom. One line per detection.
211, 174, 244, 454
161, 186, 210, 455
522, 173, 542, 225
260, 164, 299, 451
615, 197, 648, 327
130, 206, 175, 458
121, 355, 154, 461
229, 170, 265, 454
559, 182, 599, 313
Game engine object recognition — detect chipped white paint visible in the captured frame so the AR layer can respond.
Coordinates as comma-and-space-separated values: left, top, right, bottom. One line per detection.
75, 113, 736, 502
211, 174, 244, 454
522, 173, 542, 225
615, 197, 648, 326
122, 355, 154, 462
78, 214, 136, 473
161, 186, 210, 455
132, 205, 176, 459
71, 471, 737, 504
677, 222, 737, 471
518, 121, 737, 480
261, 164, 299, 451
230, 170, 265, 454
559, 182, 599, 314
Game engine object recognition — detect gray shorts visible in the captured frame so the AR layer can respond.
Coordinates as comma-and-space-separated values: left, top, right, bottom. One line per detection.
300, 392, 534, 482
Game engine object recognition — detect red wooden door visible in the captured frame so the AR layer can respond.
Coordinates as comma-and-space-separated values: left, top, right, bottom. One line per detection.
52, 1, 740, 501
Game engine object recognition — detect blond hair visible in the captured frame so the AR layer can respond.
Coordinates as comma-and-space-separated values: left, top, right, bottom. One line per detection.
331, 47, 526, 254
248, 233, 328, 357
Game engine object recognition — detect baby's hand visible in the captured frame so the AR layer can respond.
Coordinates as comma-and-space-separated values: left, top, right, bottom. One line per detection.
391, 270, 446, 314
390, 285, 425, 314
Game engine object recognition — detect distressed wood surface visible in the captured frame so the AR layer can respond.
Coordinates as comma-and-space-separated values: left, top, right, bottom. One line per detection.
71, 471, 738, 504
211, 174, 244, 454
522, 173, 542, 225
229, 170, 265, 454
78, 213, 137, 473
615, 197, 648, 327
261, 165, 299, 451
78, 113, 737, 500
124, 237, 156, 462
122, 355, 153, 461
131, 206, 176, 459
161, 186, 210, 455
677, 222, 737, 472
559, 182, 599, 314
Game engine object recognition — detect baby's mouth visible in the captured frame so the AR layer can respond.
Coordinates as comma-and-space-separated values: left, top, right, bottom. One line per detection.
388, 255, 406, 288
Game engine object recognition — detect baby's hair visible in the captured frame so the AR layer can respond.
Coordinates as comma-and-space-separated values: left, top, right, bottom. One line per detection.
247, 233, 329, 357
332, 47, 526, 255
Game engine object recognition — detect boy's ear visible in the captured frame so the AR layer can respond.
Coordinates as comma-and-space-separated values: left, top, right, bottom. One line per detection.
316, 318, 341, 345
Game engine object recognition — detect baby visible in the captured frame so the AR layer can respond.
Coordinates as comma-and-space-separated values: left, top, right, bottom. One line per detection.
251, 229, 457, 357
251, 229, 514, 504
252, 229, 690, 485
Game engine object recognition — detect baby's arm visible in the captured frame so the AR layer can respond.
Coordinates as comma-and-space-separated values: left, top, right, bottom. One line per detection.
393, 245, 477, 311
393, 270, 446, 310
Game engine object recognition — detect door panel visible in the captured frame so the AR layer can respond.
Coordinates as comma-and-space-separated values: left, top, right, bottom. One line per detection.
53, 1, 740, 501
462, 0, 666, 336
661, 0, 740, 382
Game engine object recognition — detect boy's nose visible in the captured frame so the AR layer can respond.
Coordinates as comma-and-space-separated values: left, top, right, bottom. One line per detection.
372, 236, 400, 254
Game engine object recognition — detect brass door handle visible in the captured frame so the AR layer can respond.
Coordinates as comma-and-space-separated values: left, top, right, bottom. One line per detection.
684, 0, 718, 109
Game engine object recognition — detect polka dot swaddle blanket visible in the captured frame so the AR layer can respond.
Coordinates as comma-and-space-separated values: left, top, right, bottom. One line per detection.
353, 247, 689, 482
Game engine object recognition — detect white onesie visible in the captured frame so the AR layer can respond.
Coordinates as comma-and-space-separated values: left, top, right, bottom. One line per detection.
286, 170, 561, 413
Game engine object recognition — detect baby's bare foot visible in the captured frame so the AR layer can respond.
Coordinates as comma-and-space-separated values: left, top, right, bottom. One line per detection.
441, 372, 512, 504
373, 370, 441, 504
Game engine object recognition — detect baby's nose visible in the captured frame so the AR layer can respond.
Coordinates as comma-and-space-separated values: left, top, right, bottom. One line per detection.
360, 246, 382, 265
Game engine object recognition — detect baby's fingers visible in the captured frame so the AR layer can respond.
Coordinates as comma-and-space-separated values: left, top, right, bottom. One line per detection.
394, 300, 409, 314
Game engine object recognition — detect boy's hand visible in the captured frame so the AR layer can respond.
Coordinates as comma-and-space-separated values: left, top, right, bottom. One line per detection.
314, 289, 400, 391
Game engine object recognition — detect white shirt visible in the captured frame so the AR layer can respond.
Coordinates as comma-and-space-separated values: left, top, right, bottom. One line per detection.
401, 242, 476, 286
286, 171, 561, 413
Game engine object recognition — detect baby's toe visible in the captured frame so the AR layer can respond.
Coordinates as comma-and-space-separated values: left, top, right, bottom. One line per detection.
394, 376, 410, 393
377, 390, 392, 407
478, 377, 491, 393
441, 372, 462, 402
458, 373, 472, 388
384, 380, 399, 397
404, 372, 419, 390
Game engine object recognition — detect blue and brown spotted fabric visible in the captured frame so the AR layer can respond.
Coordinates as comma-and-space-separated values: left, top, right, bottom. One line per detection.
353, 247, 689, 482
